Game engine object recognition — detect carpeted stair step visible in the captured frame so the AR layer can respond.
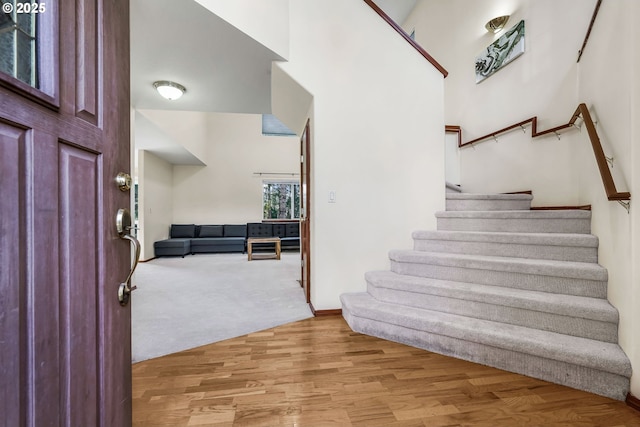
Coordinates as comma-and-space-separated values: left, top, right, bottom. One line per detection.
412, 230, 599, 263
340, 292, 631, 400
446, 193, 533, 211
365, 270, 618, 343
389, 250, 608, 298
436, 210, 592, 234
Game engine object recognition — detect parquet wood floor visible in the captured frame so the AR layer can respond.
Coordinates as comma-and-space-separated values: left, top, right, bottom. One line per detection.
132, 315, 640, 426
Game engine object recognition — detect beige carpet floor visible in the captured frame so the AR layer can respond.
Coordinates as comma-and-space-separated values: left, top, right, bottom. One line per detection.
131, 251, 312, 362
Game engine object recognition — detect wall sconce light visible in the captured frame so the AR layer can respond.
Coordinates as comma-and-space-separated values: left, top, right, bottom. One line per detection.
153, 80, 186, 100
485, 15, 510, 33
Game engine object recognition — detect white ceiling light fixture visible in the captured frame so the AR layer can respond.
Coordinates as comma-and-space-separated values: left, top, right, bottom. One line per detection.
153, 80, 186, 100
485, 15, 510, 33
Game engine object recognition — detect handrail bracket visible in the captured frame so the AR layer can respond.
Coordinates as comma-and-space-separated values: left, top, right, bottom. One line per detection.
605, 156, 614, 168
618, 200, 631, 213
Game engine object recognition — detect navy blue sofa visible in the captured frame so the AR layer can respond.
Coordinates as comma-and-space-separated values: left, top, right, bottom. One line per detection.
190, 224, 247, 254
154, 224, 247, 257
153, 222, 299, 258
153, 224, 196, 257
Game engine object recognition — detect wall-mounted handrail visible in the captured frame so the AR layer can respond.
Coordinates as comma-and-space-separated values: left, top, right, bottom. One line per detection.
363, 0, 448, 78
577, 0, 603, 62
447, 103, 630, 203
452, 115, 575, 148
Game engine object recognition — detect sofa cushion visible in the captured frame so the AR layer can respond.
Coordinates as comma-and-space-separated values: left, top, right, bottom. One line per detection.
190, 237, 245, 253
224, 224, 247, 237
154, 238, 191, 257
272, 224, 287, 238
191, 237, 245, 246
286, 222, 299, 237
280, 237, 300, 248
170, 224, 196, 238
198, 225, 223, 238
154, 238, 191, 248
247, 223, 273, 238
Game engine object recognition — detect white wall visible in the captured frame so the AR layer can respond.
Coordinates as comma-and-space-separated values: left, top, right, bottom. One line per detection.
445, 131, 460, 186
408, 0, 640, 397
137, 110, 208, 164
271, 62, 314, 136
194, 0, 289, 59
172, 113, 299, 224
577, 0, 639, 397
405, 0, 596, 205
278, 0, 446, 310
137, 150, 174, 261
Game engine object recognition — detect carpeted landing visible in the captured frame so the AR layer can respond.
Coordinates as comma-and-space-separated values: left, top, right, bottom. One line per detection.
132, 251, 312, 362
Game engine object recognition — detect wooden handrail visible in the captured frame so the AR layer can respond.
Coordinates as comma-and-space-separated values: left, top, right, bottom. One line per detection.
452, 116, 576, 148
363, 0, 448, 78
447, 103, 630, 202
577, 0, 602, 62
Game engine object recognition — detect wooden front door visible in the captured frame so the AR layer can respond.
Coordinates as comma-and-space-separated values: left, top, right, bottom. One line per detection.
300, 120, 311, 305
0, 0, 132, 425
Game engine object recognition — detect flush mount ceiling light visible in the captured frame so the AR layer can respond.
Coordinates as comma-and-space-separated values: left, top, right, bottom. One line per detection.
485, 15, 510, 33
153, 80, 186, 100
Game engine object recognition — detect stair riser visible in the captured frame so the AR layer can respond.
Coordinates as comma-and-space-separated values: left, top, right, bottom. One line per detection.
342, 310, 629, 401
446, 199, 531, 211
390, 261, 607, 298
437, 217, 591, 234
413, 239, 598, 263
367, 282, 617, 343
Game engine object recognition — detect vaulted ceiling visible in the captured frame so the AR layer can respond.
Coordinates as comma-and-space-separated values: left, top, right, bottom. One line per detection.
130, 0, 417, 114
130, 0, 417, 164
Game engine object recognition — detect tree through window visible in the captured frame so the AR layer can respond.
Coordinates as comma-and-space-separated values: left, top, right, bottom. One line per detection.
263, 181, 300, 219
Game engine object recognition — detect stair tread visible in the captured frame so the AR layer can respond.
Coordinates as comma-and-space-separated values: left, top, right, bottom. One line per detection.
446, 193, 533, 201
436, 210, 591, 218
341, 292, 631, 377
365, 270, 618, 322
389, 250, 607, 281
412, 230, 598, 248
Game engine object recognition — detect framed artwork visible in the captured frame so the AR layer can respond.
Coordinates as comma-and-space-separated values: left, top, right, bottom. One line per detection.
475, 20, 525, 83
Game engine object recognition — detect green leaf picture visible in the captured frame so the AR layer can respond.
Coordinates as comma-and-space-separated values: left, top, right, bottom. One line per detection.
476, 20, 525, 83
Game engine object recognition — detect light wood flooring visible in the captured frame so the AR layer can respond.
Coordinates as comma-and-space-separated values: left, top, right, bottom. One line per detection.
132, 315, 640, 426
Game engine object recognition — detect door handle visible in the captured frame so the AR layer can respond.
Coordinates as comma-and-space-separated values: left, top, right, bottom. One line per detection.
116, 208, 140, 306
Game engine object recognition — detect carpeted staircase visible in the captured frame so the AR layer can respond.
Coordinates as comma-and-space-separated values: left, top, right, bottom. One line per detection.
341, 192, 632, 400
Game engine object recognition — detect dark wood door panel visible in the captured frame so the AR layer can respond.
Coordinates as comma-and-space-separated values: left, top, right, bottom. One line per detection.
0, 122, 110, 425
74, 0, 100, 123
0, 0, 131, 425
58, 143, 101, 426
0, 121, 28, 427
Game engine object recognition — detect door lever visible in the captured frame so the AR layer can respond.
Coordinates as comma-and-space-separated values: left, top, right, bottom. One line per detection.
116, 208, 141, 306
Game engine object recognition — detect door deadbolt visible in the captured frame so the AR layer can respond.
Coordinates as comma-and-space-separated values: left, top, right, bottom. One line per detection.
116, 172, 132, 191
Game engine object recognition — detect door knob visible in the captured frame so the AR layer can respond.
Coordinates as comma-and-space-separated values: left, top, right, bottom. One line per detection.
116, 208, 140, 306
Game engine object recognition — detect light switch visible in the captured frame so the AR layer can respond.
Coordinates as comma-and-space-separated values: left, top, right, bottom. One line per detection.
329, 191, 336, 203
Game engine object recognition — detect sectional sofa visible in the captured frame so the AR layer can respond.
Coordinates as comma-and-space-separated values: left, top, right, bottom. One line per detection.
153, 222, 299, 258
247, 222, 300, 250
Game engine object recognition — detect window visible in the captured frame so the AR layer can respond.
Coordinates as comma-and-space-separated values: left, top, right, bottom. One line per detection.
0, 0, 40, 88
262, 114, 296, 137
263, 181, 300, 219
